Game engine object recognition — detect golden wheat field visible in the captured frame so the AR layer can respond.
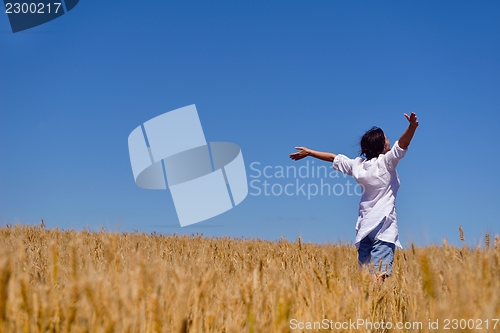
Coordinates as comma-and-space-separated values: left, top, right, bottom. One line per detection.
0, 223, 499, 333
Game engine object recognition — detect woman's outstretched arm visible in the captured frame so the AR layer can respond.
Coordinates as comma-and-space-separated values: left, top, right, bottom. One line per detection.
289, 147, 337, 162
398, 112, 419, 150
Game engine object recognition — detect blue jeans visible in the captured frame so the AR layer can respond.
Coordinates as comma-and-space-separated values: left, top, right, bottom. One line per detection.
357, 218, 396, 276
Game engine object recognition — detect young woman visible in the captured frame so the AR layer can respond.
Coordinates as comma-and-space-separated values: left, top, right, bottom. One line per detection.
289, 113, 419, 281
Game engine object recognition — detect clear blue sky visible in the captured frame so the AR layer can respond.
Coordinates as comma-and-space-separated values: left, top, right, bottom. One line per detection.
1, 0, 499, 247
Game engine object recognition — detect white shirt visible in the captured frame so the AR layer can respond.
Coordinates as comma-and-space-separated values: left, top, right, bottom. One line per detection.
332, 141, 407, 249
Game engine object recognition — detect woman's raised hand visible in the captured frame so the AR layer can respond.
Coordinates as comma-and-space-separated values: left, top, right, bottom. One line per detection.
404, 112, 419, 128
398, 112, 419, 150
289, 147, 310, 161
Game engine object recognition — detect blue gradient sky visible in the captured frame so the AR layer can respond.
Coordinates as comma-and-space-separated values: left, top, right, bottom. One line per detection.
1, 0, 499, 247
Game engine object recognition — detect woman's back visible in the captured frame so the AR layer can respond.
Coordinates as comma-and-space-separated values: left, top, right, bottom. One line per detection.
333, 141, 406, 249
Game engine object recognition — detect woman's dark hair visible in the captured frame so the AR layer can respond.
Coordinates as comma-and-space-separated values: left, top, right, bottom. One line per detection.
360, 127, 385, 160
